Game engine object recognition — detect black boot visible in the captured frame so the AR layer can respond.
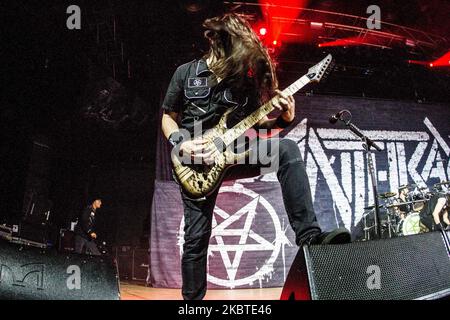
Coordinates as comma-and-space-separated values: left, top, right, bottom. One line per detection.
435, 223, 444, 231
302, 227, 351, 246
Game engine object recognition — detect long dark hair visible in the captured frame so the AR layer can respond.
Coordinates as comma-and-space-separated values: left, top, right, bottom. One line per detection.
203, 13, 278, 102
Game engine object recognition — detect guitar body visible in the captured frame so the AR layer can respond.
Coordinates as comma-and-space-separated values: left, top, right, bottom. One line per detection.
171, 54, 333, 199
171, 109, 246, 199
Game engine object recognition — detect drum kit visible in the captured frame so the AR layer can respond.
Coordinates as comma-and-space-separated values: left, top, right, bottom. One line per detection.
362, 180, 450, 241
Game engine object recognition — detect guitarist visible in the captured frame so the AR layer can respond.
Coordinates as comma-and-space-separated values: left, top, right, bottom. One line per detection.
161, 13, 351, 300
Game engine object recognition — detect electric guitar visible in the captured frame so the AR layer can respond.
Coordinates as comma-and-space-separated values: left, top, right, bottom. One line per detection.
171, 54, 334, 199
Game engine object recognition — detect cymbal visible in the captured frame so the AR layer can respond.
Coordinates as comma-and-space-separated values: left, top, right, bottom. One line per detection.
379, 192, 397, 198
398, 184, 416, 190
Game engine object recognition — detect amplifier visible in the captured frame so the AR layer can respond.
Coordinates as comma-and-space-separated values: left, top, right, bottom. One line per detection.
0, 239, 120, 300
114, 246, 149, 282
281, 231, 450, 300
59, 229, 75, 253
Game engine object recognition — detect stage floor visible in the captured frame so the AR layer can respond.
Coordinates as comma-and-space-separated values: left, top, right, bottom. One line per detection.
120, 282, 282, 300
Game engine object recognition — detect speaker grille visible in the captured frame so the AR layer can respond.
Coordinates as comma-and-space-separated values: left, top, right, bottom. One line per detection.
305, 232, 450, 300
0, 240, 120, 300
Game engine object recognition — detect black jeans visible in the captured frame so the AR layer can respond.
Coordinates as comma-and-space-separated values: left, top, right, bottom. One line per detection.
74, 235, 101, 256
180, 138, 321, 300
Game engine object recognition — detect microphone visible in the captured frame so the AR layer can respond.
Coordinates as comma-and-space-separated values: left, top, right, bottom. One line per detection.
328, 109, 382, 151
329, 110, 345, 124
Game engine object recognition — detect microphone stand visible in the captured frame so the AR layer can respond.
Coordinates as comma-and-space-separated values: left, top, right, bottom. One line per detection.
337, 112, 383, 239
364, 137, 382, 239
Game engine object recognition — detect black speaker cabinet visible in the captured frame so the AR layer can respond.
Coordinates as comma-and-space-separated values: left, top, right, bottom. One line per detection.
113, 246, 149, 282
58, 229, 75, 253
0, 239, 120, 300
18, 220, 49, 245
281, 231, 450, 300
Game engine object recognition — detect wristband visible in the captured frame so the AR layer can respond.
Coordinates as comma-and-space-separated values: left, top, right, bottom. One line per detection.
168, 131, 185, 147
275, 116, 294, 129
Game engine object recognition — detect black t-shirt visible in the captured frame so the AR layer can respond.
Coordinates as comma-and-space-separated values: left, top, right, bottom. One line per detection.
420, 192, 448, 217
162, 59, 259, 135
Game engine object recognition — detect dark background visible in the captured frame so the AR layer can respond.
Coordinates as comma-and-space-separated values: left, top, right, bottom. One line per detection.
1, 1, 449, 248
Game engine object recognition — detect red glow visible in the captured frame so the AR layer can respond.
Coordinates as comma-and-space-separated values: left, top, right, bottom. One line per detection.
405, 39, 416, 47
318, 36, 366, 47
408, 60, 431, 66
259, 27, 267, 36
429, 51, 450, 67
409, 52, 450, 68
259, 0, 310, 44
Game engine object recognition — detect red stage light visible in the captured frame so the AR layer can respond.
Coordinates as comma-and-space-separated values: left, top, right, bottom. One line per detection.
408, 53, 450, 68
408, 60, 430, 66
429, 51, 450, 67
272, 40, 281, 46
318, 37, 364, 47
258, 0, 310, 44
405, 39, 416, 47
259, 27, 267, 36
310, 22, 323, 29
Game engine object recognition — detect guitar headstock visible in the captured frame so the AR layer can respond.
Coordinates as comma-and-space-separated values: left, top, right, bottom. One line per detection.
306, 54, 334, 83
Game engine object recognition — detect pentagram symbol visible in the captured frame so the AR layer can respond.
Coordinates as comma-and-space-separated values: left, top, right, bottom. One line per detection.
178, 183, 291, 288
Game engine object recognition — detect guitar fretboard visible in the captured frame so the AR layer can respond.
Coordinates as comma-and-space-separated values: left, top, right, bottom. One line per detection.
223, 74, 311, 146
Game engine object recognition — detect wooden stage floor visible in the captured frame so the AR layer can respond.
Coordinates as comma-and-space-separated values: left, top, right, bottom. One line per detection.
120, 282, 282, 300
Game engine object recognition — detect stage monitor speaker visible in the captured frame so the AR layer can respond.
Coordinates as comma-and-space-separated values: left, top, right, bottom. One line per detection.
281, 231, 450, 300
0, 239, 120, 300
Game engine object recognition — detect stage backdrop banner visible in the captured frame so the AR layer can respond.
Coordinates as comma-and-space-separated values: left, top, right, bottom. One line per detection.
150, 95, 450, 289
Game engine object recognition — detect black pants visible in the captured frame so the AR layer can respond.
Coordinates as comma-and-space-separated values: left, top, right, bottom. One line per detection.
74, 235, 101, 256
180, 138, 320, 300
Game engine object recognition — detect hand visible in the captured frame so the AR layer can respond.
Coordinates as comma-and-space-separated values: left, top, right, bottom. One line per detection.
90, 232, 97, 239
179, 139, 217, 165
273, 89, 295, 122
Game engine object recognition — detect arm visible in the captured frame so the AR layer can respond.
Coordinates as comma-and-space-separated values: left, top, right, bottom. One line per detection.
432, 197, 447, 225
162, 111, 216, 164
161, 67, 187, 145
162, 111, 180, 139
161, 70, 215, 164
256, 90, 295, 130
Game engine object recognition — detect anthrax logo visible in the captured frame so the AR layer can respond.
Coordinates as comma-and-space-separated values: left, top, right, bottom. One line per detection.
178, 184, 291, 288
243, 117, 450, 230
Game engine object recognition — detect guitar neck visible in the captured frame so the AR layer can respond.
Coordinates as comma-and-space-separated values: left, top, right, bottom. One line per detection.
223, 74, 311, 145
